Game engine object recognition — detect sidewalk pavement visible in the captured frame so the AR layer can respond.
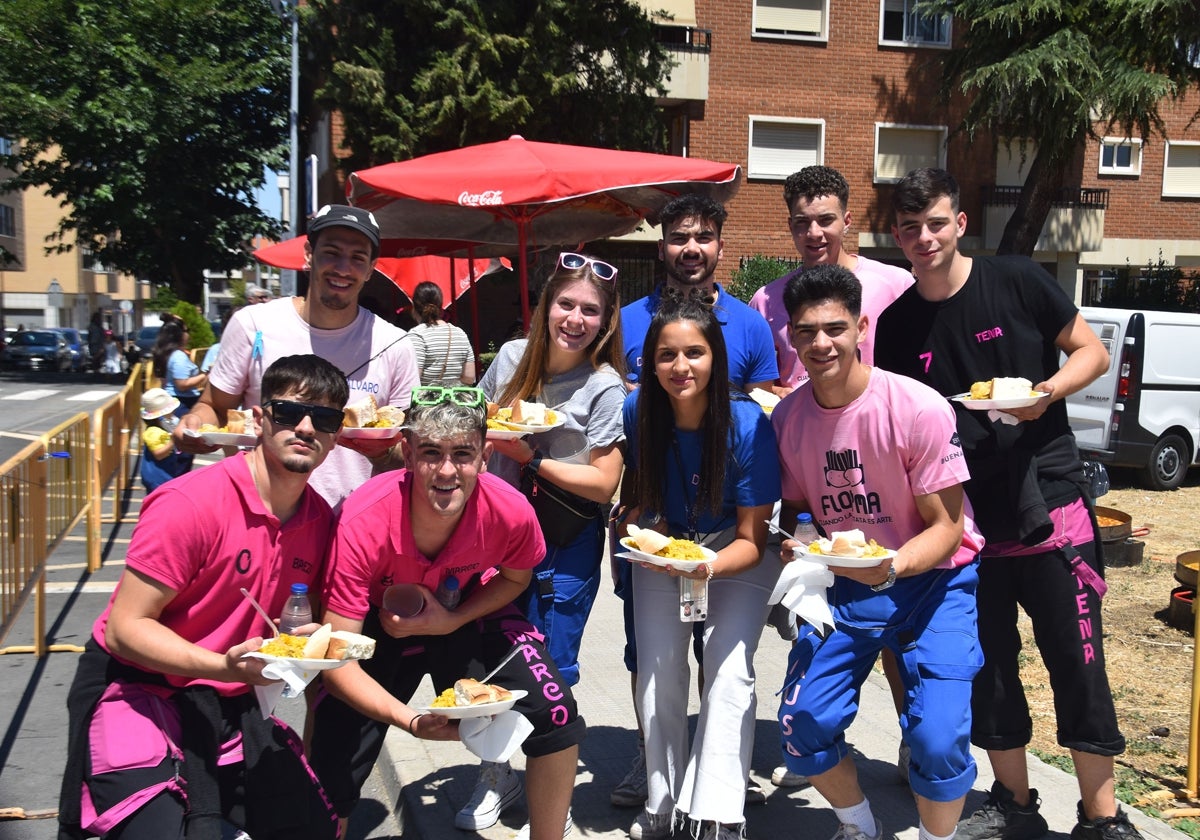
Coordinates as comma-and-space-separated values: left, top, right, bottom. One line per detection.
0, 457, 1190, 840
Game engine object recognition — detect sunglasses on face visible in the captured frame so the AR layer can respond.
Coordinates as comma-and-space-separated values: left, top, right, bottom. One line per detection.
410, 386, 487, 408
558, 252, 619, 282
263, 399, 345, 434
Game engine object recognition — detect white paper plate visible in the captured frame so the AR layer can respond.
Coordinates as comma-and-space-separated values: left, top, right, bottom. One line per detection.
421, 689, 528, 719
950, 392, 1049, 411
183, 428, 257, 448
794, 546, 896, 568
617, 537, 715, 571
338, 426, 403, 440
492, 417, 566, 434
485, 428, 527, 441
241, 651, 351, 671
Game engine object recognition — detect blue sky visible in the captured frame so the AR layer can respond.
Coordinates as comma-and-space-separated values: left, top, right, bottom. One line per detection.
257, 167, 283, 222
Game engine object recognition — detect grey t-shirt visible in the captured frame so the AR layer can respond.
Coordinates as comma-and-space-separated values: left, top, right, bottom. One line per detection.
479, 338, 626, 488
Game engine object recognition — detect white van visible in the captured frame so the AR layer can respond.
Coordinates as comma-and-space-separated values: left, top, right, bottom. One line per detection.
1067, 306, 1200, 490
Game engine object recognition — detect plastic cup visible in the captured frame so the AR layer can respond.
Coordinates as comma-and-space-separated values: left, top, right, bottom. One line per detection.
544, 428, 589, 465
382, 583, 425, 618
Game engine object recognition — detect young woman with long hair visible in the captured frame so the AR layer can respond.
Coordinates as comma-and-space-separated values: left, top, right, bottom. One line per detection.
469, 252, 627, 833
619, 289, 780, 840
409, 281, 476, 386
152, 321, 206, 414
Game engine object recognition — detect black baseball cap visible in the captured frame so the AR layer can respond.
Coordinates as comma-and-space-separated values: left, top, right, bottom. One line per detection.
307, 205, 381, 255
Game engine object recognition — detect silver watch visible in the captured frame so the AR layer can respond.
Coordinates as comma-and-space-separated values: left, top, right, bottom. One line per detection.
871, 564, 897, 592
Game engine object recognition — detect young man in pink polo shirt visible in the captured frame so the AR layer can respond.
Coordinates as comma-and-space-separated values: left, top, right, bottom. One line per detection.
310, 387, 584, 840
771, 264, 984, 840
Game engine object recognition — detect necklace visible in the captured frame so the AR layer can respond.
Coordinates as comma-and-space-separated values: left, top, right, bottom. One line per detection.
248, 453, 267, 508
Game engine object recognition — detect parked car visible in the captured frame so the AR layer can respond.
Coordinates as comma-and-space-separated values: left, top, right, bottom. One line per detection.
1066, 306, 1200, 490
50, 327, 86, 371
134, 325, 161, 359
2, 329, 72, 372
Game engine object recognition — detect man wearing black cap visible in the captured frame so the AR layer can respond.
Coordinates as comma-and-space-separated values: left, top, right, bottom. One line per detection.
175, 204, 420, 509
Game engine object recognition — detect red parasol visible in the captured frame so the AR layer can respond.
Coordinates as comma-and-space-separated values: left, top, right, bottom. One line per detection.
346, 135, 742, 328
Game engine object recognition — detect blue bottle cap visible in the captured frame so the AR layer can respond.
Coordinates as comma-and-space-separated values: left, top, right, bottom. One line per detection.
291, 582, 308, 594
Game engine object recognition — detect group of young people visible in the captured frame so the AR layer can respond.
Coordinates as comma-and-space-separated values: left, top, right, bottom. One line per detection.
57, 169, 1141, 840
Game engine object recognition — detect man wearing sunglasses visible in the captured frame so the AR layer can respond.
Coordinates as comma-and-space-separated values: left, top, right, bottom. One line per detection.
59, 355, 348, 840
175, 204, 420, 509
310, 387, 584, 840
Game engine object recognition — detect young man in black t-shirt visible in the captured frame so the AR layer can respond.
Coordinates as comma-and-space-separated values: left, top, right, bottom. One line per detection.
874, 168, 1143, 840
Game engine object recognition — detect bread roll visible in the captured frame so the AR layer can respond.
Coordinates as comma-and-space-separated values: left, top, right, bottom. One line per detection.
326, 630, 376, 661
829, 529, 868, 557
343, 395, 378, 428
990, 377, 1034, 400
454, 678, 513, 706
224, 408, 254, 434
627, 524, 671, 556
374, 405, 403, 427
302, 624, 333, 659
511, 400, 547, 425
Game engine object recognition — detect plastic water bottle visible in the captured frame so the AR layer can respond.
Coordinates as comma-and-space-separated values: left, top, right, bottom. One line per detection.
436, 575, 461, 610
279, 583, 313, 634
793, 512, 820, 554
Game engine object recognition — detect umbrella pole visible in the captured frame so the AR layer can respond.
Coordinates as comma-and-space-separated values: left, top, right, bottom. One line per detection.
468, 249, 480, 364
448, 257, 457, 324
518, 224, 531, 332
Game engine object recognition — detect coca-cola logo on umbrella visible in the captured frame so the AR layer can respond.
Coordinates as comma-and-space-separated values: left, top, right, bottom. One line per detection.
458, 190, 504, 207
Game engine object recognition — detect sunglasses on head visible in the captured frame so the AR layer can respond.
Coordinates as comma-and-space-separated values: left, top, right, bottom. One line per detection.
558, 252, 619, 282
263, 399, 345, 434
410, 386, 487, 408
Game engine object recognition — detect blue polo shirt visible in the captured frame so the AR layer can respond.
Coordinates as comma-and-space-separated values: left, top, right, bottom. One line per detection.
620, 284, 778, 388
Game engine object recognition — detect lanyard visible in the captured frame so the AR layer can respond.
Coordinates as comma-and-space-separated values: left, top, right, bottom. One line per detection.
670, 436, 700, 541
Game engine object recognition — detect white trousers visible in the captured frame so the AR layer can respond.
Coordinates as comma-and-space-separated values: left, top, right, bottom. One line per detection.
633, 556, 778, 825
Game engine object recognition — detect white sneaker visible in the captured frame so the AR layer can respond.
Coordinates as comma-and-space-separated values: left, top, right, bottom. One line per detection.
700, 824, 744, 840
770, 763, 809, 788
514, 807, 573, 840
455, 760, 523, 830
611, 746, 648, 807
897, 740, 911, 785
630, 809, 673, 840
830, 818, 883, 840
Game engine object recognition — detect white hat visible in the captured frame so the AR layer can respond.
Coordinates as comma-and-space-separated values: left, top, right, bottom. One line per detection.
141, 388, 181, 420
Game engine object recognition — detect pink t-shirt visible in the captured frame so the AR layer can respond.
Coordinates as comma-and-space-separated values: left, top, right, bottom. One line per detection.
210, 297, 420, 509
749, 255, 913, 388
93, 452, 336, 694
324, 470, 546, 621
771, 368, 983, 568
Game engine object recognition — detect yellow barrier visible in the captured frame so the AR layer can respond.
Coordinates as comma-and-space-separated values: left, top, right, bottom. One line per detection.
0, 363, 147, 654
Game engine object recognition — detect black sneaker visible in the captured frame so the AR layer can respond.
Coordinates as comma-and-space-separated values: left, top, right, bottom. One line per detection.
957, 781, 1049, 840
1070, 804, 1144, 840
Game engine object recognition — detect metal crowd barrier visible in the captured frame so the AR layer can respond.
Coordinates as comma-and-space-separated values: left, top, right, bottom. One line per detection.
0, 364, 146, 656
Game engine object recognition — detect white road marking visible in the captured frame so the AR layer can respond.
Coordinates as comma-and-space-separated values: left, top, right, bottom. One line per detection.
45, 581, 118, 594
2, 389, 60, 401
67, 390, 121, 401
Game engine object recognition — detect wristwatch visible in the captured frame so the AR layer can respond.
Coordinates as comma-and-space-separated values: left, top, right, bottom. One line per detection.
871, 565, 897, 592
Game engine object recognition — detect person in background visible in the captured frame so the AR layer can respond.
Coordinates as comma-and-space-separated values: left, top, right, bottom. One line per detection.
749, 164, 915, 788
57, 354, 348, 840
100, 330, 124, 376
201, 310, 234, 374
138, 388, 194, 493
614, 193, 779, 809
874, 168, 1136, 840
245, 285, 272, 305
153, 321, 206, 414
309, 389, 584, 840
618, 289, 779, 840
472, 252, 626, 832
174, 204, 420, 510
409, 281, 476, 386
772, 264, 983, 840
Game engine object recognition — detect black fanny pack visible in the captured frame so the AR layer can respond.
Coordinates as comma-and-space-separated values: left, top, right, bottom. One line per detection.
520, 471, 601, 547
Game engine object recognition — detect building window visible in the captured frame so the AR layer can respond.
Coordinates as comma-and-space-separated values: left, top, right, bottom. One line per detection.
0, 137, 13, 156
874, 124, 946, 183
1098, 137, 1142, 176
1163, 141, 1200, 198
0, 204, 14, 238
753, 0, 828, 41
748, 117, 824, 180
880, 0, 951, 46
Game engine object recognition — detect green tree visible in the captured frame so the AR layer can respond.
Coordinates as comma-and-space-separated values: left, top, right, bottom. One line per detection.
303, 0, 673, 170
928, 0, 1200, 255
1098, 254, 1200, 313
726, 255, 801, 303
0, 0, 289, 302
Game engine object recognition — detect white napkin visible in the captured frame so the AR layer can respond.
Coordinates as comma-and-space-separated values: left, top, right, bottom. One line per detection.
459, 711, 534, 762
768, 554, 836, 636
987, 409, 1020, 426
251, 658, 321, 718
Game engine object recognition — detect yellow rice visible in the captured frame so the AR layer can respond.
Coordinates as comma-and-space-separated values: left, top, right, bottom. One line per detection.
430, 688, 458, 708
259, 633, 307, 658
655, 539, 706, 561
805, 539, 889, 558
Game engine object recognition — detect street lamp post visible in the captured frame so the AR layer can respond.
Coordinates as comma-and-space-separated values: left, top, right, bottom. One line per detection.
272, 0, 300, 297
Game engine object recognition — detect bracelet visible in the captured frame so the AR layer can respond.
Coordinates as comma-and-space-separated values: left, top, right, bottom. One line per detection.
521, 450, 543, 472
407, 713, 425, 736
704, 562, 716, 581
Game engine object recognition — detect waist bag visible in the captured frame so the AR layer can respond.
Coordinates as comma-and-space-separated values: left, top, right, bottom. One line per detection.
521, 470, 600, 547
